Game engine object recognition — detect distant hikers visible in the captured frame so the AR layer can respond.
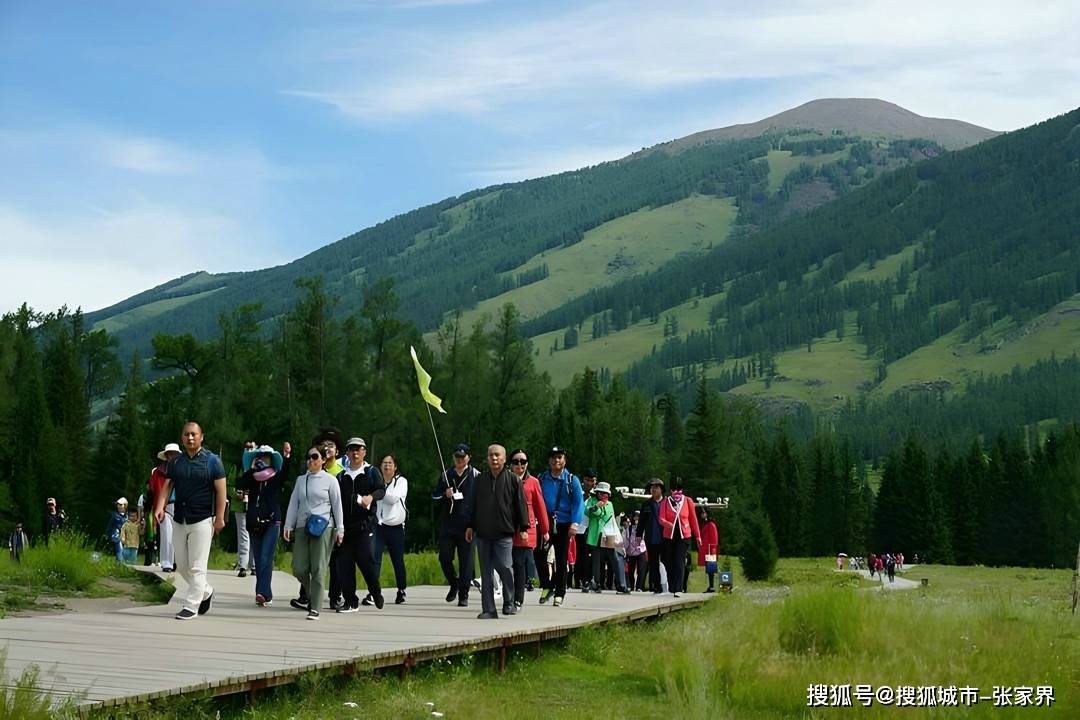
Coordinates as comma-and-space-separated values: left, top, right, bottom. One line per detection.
699, 509, 719, 593
466, 444, 528, 619
536, 446, 584, 608
154, 421, 228, 621
508, 448, 549, 613
637, 478, 667, 593
120, 508, 142, 565
8, 522, 28, 562
335, 437, 385, 613
658, 479, 701, 598
43, 497, 65, 546
237, 442, 291, 607
284, 445, 344, 620
151, 443, 180, 572
105, 497, 128, 563
433, 443, 479, 608
374, 454, 409, 605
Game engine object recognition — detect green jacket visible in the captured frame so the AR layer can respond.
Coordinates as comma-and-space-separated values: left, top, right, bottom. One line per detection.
584, 496, 614, 547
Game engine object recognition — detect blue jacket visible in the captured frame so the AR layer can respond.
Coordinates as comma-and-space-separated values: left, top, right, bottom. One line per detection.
537, 469, 584, 526
105, 511, 126, 542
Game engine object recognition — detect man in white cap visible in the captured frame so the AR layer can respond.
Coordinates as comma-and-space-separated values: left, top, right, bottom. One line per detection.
151, 443, 181, 571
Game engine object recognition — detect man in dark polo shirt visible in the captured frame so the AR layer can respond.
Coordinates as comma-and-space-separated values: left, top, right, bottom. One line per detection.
154, 421, 227, 620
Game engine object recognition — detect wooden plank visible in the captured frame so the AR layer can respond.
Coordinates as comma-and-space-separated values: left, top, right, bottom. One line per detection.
0, 569, 710, 712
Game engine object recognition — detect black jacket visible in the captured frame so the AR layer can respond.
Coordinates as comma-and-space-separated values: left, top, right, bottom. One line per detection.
468, 467, 528, 540
431, 465, 479, 535
338, 464, 385, 533
637, 498, 665, 546
237, 456, 291, 523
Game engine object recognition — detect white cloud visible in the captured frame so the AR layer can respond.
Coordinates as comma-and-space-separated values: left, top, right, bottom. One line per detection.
0, 202, 279, 315
287, 0, 1080, 131
458, 143, 640, 185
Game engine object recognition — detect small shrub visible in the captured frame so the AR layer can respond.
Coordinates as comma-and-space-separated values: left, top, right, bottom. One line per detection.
0, 649, 79, 720
778, 587, 863, 656
738, 510, 778, 581
20, 530, 109, 592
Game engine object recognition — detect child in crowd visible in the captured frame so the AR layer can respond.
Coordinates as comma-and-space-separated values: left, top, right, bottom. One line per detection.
9, 522, 28, 562
121, 510, 143, 565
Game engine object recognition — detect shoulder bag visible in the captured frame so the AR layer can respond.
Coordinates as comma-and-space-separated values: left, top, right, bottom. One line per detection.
303, 473, 330, 537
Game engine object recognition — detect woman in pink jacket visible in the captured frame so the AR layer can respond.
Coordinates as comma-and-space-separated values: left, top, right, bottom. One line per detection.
509, 448, 549, 612
658, 478, 701, 597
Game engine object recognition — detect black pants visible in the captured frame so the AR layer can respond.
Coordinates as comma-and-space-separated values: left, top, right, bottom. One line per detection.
338, 525, 381, 607
591, 545, 621, 590
575, 537, 593, 589
438, 531, 474, 598
328, 544, 341, 605
537, 522, 573, 597
626, 553, 646, 590
143, 537, 157, 566
375, 523, 407, 592
511, 546, 532, 605
665, 537, 690, 593
646, 542, 664, 591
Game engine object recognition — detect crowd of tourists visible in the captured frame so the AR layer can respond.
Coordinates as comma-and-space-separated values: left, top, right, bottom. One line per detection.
20, 421, 720, 622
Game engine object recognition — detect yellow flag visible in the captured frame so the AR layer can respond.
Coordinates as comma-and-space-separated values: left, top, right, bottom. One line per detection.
410, 346, 447, 414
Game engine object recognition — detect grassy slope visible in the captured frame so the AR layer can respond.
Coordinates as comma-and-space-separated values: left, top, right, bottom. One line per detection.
91, 288, 223, 334
135, 559, 1078, 719
766, 147, 850, 192
452, 194, 737, 332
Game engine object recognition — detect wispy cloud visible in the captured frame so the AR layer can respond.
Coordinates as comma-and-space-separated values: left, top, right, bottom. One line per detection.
287, 0, 1080, 130
458, 143, 639, 185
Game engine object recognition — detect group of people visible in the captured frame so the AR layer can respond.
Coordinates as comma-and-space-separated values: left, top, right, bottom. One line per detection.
93, 420, 722, 623
6, 496, 66, 563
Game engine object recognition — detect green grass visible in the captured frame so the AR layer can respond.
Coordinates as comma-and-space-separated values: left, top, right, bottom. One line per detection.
766, 148, 851, 193
0, 531, 174, 615
534, 293, 721, 386
120, 558, 1078, 719
446, 194, 737, 339
92, 288, 223, 334
0, 649, 80, 720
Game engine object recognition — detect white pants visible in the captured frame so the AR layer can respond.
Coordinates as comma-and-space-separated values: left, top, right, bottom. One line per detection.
234, 511, 253, 569
159, 504, 175, 569
173, 517, 214, 612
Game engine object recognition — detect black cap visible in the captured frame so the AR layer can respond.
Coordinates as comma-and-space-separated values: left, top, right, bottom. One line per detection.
645, 478, 665, 489
584, 467, 598, 479
548, 445, 566, 457
453, 443, 470, 456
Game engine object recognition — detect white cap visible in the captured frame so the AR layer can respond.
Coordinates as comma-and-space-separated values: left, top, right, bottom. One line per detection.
116, 497, 128, 506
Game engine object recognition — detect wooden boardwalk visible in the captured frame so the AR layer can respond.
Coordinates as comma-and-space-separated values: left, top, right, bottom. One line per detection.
0, 568, 709, 713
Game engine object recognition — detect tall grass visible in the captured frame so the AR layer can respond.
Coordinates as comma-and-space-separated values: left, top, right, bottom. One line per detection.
0, 530, 117, 593
0, 649, 79, 720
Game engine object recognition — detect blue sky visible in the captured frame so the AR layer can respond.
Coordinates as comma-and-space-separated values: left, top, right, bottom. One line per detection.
2, 0, 1079, 314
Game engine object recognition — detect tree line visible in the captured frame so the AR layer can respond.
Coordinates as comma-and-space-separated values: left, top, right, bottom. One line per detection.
4, 282, 1078, 571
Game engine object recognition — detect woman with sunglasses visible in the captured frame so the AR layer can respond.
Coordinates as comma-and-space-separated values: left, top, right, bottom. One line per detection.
283, 446, 344, 620
508, 449, 549, 612
373, 454, 409, 604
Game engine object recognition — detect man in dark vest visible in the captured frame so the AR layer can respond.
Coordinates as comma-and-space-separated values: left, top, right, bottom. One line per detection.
432, 443, 479, 607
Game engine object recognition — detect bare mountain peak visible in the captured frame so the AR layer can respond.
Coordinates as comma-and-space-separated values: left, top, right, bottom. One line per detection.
658, 98, 1000, 153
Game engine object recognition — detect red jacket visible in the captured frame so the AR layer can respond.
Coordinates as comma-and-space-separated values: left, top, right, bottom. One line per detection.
513, 474, 550, 549
147, 464, 170, 530
658, 494, 701, 544
698, 520, 718, 565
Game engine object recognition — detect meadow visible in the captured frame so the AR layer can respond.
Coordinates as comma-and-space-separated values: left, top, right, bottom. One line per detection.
5, 555, 1067, 719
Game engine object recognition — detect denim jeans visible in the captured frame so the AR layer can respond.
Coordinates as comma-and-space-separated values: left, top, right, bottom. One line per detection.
250, 524, 279, 600
476, 535, 514, 614
111, 538, 124, 563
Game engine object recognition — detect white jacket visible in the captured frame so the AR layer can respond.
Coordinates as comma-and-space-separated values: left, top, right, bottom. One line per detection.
377, 474, 408, 527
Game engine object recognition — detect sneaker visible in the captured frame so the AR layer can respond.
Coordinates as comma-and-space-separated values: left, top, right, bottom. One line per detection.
237, 568, 248, 578
457, 598, 468, 607
255, 593, 267, 606
263, 599, 273, 607
471, 578, 481, 591
290, 598, 309, 611
307, 610, 320, 620
361, 594, 374, 607
592, 586, 602, 594
553, 596, 563, 607
514, 601, 523, 613
539, 588, 553, 604
374, 594, 385, 610
526, 580, 535, 592
445, 586, 458, 603
502, 605, 515, 616
476, 611, 498, 619
175, 608, 198, 620
673, 592, 681, 598
329, 598, 344, 612
704, 587, 716, 593
198, 589, 214, 615
395, 590, 406, 605
617, 588, 631, 595
337, 604, 359, 614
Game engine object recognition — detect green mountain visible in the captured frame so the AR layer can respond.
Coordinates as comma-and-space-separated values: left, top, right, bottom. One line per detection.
86, 97, 1080, 421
